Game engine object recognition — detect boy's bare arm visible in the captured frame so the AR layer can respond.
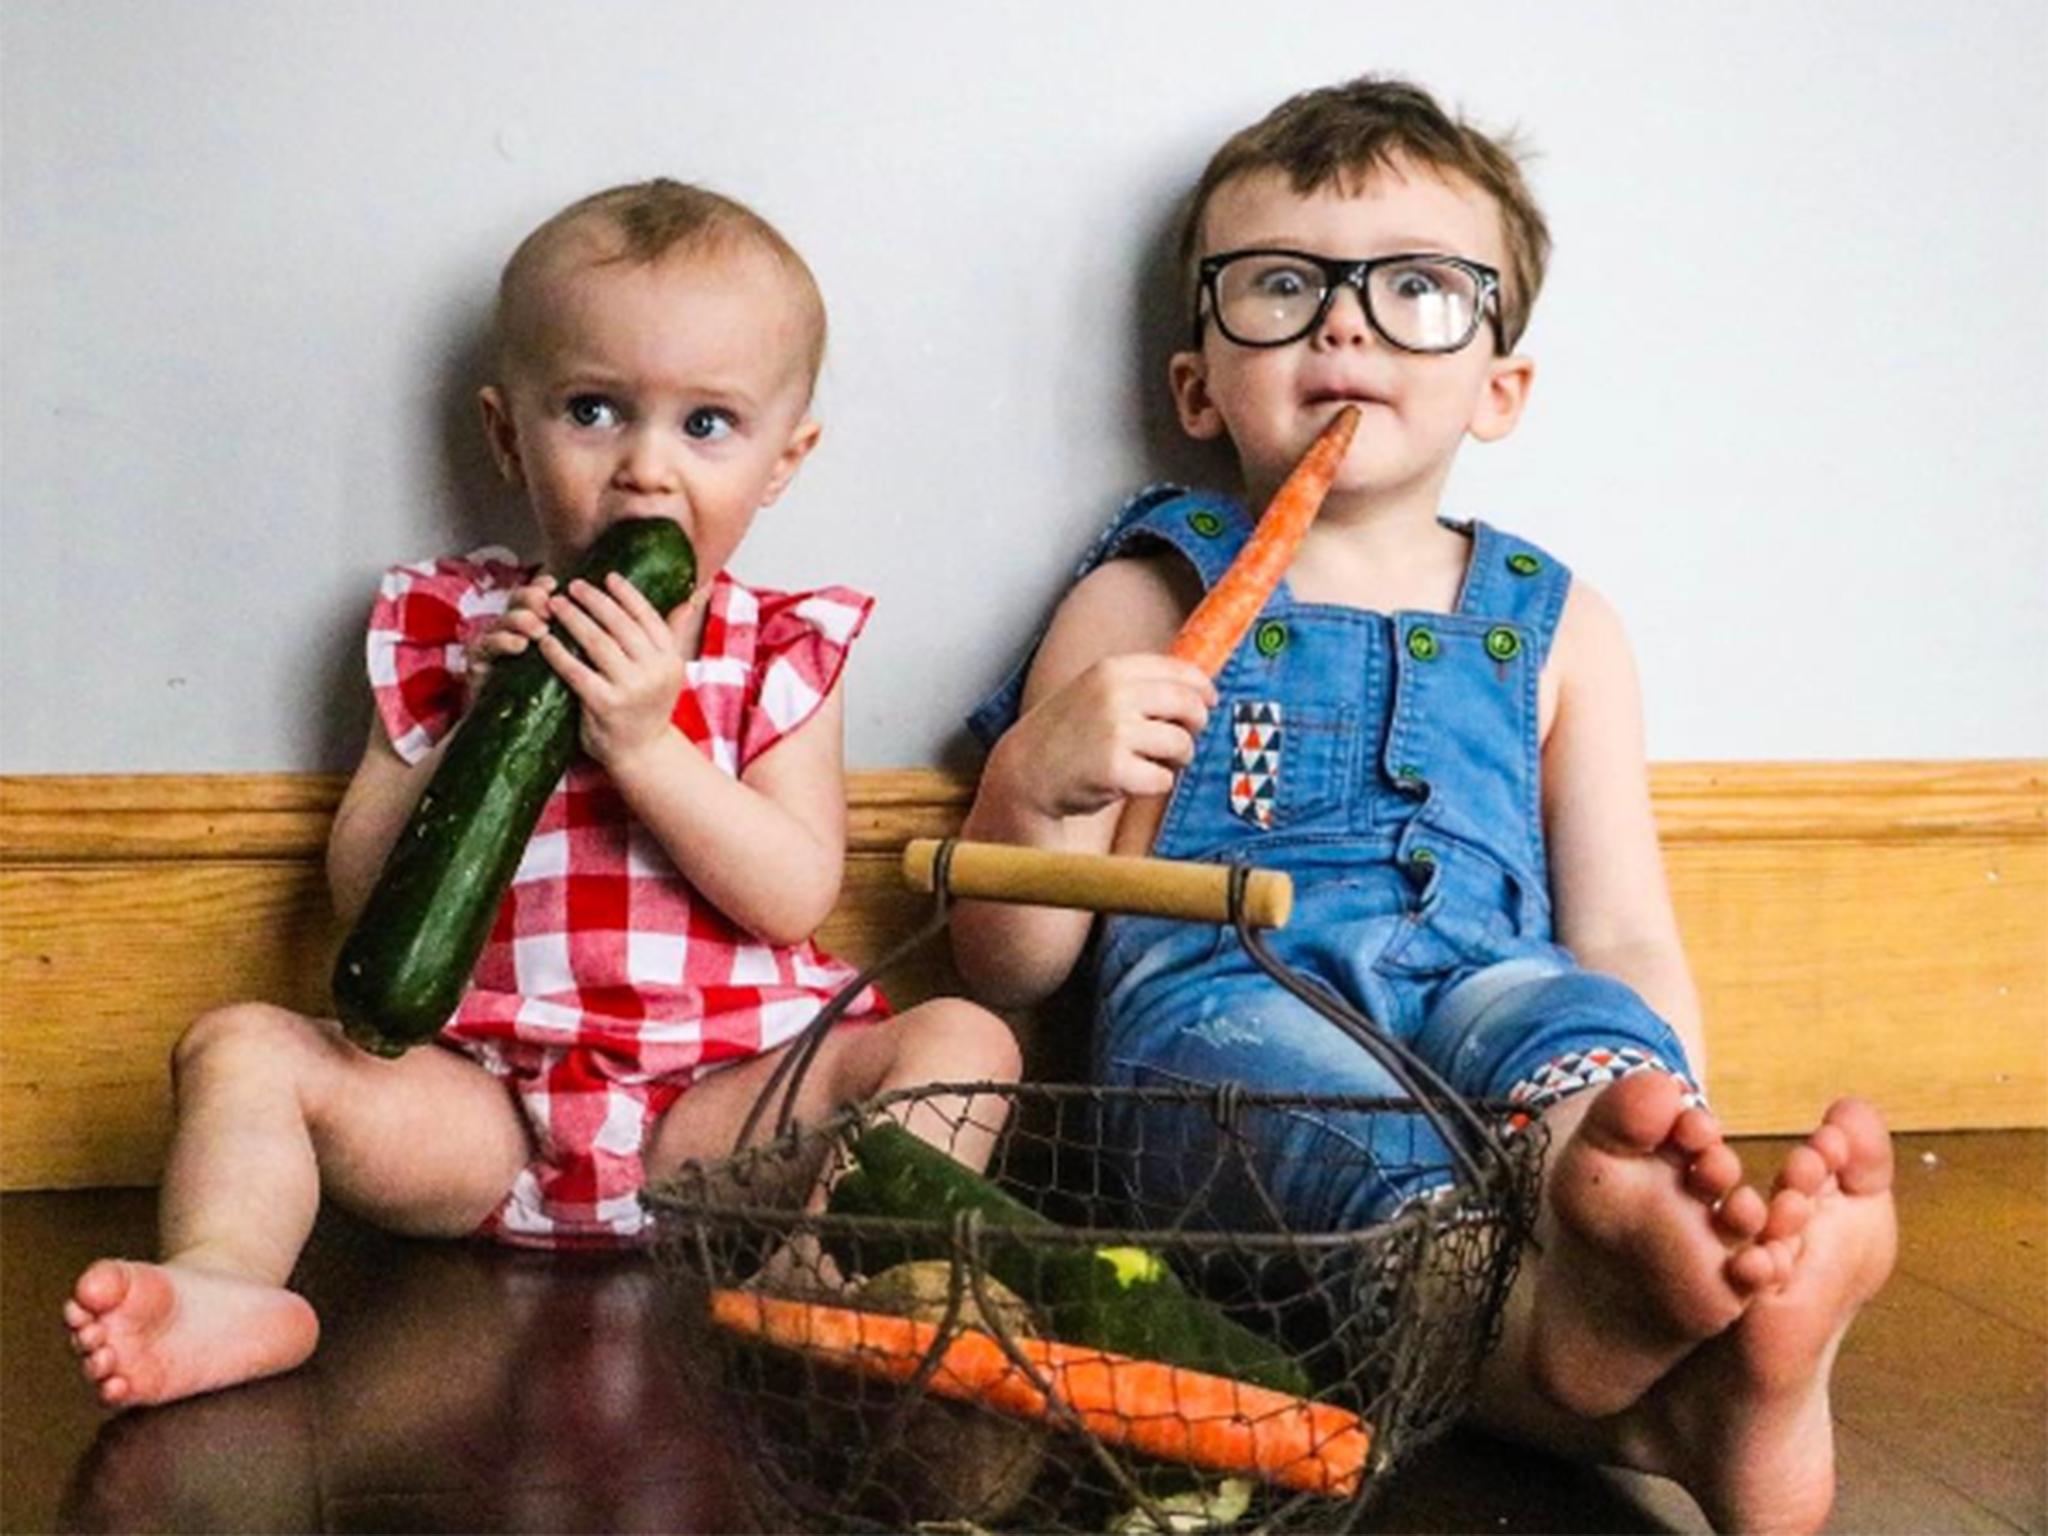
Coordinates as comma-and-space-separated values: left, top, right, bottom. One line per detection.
953, 554, 1209, 1007
1539, 582, 1706, 1072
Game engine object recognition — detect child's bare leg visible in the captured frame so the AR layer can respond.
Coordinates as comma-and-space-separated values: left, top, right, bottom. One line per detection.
646, 999, 1020, 1292
1605, 1097, 1897, 1534
64, 1002, 530, 1408
1498, 1070, 1784, 1420
647, 998, 1023, 1182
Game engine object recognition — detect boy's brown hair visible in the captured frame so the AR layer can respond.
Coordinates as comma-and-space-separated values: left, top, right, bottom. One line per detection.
1176, 77, 1551, 350
495, 178, 827, 387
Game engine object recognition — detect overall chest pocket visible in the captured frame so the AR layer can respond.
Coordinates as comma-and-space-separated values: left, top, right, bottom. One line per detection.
1164, 696, 1358, 852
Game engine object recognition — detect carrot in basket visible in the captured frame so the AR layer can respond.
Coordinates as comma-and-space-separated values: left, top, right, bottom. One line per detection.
709, 1288, 1370, 1498
1113, 404, 1361, 855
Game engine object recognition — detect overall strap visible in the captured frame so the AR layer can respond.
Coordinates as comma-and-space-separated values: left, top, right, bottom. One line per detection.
1089, 483, 1248, 593
1453, 520, 1573, 670
965, 484, 1250, 747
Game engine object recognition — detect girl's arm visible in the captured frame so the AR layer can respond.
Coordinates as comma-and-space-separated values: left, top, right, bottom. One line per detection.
537, 571, 846, 946
608, 682, 849, 946
326, 722, 444, 927
329, 573, 554, 927
952, 552, 1211, 1008
1539, 581, 1707, 1075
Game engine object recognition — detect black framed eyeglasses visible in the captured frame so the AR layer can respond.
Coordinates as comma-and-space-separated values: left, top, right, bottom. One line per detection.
1194, 248, 1505, 354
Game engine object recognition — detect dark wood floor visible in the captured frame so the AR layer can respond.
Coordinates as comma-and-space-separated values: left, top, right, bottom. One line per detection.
3, 1132, 2042, 1534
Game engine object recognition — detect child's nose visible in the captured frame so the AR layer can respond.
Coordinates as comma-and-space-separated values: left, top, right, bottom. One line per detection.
612, 428, 682, 494
1317, 282, 1375, 349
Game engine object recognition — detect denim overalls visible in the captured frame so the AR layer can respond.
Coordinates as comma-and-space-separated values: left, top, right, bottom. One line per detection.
970, 485, 1698, 1228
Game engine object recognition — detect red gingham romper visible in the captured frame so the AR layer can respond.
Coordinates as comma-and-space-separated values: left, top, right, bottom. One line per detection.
365, 548, 888, 1249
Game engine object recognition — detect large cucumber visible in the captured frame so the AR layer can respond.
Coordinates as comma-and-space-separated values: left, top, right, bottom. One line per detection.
332, 518, 696, 1056
828, 1122, 1310, 1396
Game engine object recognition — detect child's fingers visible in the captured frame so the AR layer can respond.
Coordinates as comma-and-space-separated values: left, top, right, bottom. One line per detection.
535, 630, 605, 698
602, 570, 674, 637
1125, 719, 1201, 773
1095, 654, 1219, 715
563, 578, 663, 659
547, 589, 631, 673
1115, 750, 1181, 798
476, 619, 539, 659
1127, 678, 1212, 738
506, 575, 557, 616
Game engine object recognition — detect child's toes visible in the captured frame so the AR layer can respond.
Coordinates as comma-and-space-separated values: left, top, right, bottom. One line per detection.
1671, 1104, 1725, 1159
1762, 1185, 1813, 1245
1807, 1120, 1851, 1177
1775, 1142, 1832, 1199
1686, 1142, 1743, 1203
1713, 1183, 1768, 1244
1726, 1241, 1779, 1292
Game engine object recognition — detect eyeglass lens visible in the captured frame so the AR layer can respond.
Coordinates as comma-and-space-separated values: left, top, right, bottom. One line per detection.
1213, 254, 1483, 351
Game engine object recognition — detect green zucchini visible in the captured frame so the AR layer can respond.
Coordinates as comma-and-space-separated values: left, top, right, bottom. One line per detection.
332, 518, 696, 1056
828, 1122, 1310, 1396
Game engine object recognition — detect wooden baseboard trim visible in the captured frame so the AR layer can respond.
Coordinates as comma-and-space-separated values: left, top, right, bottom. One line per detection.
3, 761, 2043, 1189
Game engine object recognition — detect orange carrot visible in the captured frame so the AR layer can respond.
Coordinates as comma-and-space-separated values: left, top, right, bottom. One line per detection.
1113, 404, 1361, 856
710, 1288, 1370, 1498
1170, 404, 1361, 674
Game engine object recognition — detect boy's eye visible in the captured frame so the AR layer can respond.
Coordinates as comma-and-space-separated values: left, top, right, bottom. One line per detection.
1386, 264, 1449, 300
565, 395, 620, 429
683, 407, 735, 442
1249, 263, 1314, 300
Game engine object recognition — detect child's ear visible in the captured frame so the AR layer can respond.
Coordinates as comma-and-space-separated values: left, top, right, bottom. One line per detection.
1468, 353, 1535, 444
1168, 350, 1227, 440
479, 386, 525, 483
758, 416, 823, 508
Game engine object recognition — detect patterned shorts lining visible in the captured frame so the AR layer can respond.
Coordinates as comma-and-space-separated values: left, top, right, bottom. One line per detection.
1504, 1046, 1705, 1134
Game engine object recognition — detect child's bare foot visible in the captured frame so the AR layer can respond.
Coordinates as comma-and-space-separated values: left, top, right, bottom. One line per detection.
1626, 1098, 1897, 1534
1529, 1070, 1778, 1418
64, 1258, 320, 1408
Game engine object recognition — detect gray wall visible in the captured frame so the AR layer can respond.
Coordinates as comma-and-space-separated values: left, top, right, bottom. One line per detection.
5, 1, 2043, 773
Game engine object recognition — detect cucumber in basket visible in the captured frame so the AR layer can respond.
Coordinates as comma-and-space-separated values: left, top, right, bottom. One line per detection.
332, 517, 696, 1057
828, 1121, 1310, 1397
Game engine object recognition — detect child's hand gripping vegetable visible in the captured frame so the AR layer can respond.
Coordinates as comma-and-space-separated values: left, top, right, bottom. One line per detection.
1110, 405, 1360, 856
331, 517, 696, 1057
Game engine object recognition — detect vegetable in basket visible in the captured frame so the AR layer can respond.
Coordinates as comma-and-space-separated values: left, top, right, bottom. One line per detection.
828, 1121, 1310, 1397
332, 518, 697, 1056
850, 1261, 1047, 1524
709, 1288, 1371, 1498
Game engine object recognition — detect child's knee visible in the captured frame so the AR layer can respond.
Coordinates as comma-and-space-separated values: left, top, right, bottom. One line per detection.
172, 1001, 327, 1094
904, 998, 1022, 1082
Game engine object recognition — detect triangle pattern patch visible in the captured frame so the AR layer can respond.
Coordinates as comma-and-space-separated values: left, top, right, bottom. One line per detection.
1229, 700, 1283, 828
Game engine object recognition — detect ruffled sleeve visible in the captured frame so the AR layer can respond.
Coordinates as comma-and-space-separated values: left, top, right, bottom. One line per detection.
736, 585, 875, 770
365, 548, 535, 763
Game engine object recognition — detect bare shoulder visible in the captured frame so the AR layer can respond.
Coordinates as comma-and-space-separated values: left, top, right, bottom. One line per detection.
1551, 578, 1641, 692
1023, 550, 1199, 702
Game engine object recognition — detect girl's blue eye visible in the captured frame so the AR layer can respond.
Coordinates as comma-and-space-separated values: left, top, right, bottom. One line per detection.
683, 407, 735, 441
566, 395, 620, 429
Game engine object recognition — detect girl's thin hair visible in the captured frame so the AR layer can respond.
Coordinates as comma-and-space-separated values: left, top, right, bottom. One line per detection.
495, 178, 827, 382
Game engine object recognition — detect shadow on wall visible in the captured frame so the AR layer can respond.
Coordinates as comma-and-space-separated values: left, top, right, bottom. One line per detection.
306, 301, 521, 775
931, 187, 1236, 783
1129, 189, 1236, 498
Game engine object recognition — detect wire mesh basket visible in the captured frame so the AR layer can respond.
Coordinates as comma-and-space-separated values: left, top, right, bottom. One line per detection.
646, 841, 1545, 1533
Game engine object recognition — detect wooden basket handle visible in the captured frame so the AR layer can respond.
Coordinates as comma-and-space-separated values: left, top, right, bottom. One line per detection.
902, 839, 1292, 930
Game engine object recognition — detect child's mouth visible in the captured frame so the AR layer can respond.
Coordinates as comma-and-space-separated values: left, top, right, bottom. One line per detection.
1302, 389, 1387, 411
